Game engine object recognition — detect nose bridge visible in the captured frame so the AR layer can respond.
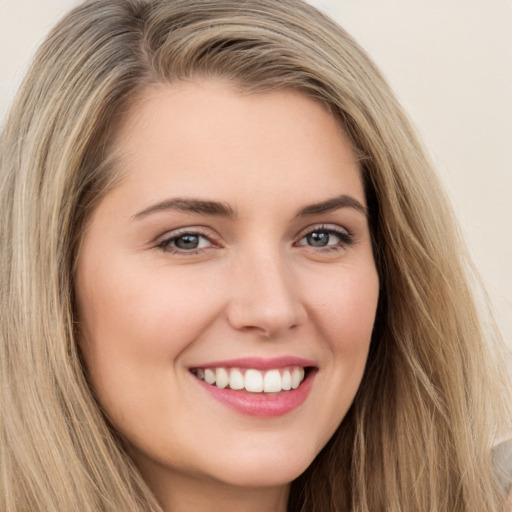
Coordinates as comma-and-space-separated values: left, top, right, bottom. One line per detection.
227, 244, 306, 336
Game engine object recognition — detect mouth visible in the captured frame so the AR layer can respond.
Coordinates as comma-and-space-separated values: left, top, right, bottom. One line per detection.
190, 365, 310, 393
189, 359, 317, 417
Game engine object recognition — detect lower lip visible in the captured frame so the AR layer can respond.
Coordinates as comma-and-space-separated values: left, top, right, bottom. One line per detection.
194, 370, 316, 417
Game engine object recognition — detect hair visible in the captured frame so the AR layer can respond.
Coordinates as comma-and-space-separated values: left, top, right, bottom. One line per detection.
1, 0, 510, 510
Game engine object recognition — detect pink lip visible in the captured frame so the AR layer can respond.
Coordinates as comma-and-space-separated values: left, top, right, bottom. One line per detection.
190, 356, 316, 371
191, 363, 317, 418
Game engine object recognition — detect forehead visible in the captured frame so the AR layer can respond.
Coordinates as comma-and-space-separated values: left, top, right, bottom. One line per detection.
107, 79, 365, 214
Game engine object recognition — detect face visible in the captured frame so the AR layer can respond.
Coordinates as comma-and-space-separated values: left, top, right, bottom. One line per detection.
75, 79, 379, 501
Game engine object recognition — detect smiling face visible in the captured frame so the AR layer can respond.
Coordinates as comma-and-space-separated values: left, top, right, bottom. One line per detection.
75, 79, 379, 509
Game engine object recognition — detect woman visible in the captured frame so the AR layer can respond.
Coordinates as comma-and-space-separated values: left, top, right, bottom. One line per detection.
0, 0, 510, 511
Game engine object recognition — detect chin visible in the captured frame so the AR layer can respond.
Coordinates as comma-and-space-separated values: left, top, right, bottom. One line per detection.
209, 445, 316, 489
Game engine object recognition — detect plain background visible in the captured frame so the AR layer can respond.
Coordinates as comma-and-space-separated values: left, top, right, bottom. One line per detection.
1, 0, 511, 349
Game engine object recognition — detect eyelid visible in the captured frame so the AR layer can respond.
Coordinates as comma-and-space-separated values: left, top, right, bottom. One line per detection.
155, 225, 218, 241
153, 223, 354, 255
293, 223, 354, 250
294, 223, 351, 240
155, 226, 221, 253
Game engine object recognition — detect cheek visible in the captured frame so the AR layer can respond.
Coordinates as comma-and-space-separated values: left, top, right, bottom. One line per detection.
307, 262, 378, 397
74, 260, 225, 439
305, 261, 379, 349
289, 262, 379, 447
75, 258, 227, 375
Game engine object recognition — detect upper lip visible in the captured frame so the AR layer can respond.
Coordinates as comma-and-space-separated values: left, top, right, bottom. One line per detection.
189, 356, 317, 370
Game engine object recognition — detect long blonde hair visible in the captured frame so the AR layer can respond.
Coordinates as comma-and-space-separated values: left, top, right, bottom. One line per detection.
1, 1, 510, 510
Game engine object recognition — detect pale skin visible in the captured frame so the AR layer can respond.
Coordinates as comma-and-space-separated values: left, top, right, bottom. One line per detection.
75, 79, 380, 512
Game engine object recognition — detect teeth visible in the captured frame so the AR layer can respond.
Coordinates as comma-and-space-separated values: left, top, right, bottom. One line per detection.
204, 368, 215, 385
263, 369, 282, 392
245, 369, 264, 392
229, 368, 245, 390
291, 367, 305, 389
282, 369, 292, 390
193, 366, 307, 393
215, 368, 229, 389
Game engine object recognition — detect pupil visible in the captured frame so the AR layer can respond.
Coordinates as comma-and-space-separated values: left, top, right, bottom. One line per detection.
176, 234, 199, 250
307, 231, 329, 247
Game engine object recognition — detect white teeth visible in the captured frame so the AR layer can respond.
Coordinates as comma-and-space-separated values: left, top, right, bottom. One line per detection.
229, 368, 245, 390
204, 368, 216, 385
215, 368, 229, 389
245, 369, 263, 392
193, 365, 308, 393
291, 367, 304, 389
263, 369, 282, 392
282, 369, 292, 391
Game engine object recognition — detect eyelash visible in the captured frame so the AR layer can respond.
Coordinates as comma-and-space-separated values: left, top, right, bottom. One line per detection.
156, 229, 217, 255
295, 225, 354, 252
156, 225, 354, 255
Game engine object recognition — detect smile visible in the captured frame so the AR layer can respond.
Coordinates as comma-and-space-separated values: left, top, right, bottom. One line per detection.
189, 359, 317, 417
191, 366, 306, 393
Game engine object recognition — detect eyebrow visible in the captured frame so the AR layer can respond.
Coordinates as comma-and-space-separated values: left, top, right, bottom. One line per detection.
297, 194, 368, 218
132, 198, 237, 220
132, 194, 367, 221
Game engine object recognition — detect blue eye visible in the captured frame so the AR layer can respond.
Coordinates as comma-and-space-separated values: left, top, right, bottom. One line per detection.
158, 232, 212, 252
305, 231, 332, 247
297, 227, 352, 249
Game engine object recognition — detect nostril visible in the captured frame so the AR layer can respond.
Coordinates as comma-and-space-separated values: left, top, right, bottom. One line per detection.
240, 324, 272, 336
226, 298, 307, 337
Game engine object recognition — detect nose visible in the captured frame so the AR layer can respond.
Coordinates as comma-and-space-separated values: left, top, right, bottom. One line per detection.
226, 251, 307, 338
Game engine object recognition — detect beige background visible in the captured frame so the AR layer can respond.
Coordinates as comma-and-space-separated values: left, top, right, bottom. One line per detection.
1, 0, 511, 347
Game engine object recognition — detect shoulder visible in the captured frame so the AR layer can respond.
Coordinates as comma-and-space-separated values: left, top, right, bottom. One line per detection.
493, 438, 512, 509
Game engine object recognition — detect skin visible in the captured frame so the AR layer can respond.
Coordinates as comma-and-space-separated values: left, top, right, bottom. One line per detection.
75, 79, 380, 512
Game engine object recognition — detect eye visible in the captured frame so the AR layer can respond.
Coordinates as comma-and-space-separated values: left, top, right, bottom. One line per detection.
296, 226, 353, 250
157, 231, 213, 253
